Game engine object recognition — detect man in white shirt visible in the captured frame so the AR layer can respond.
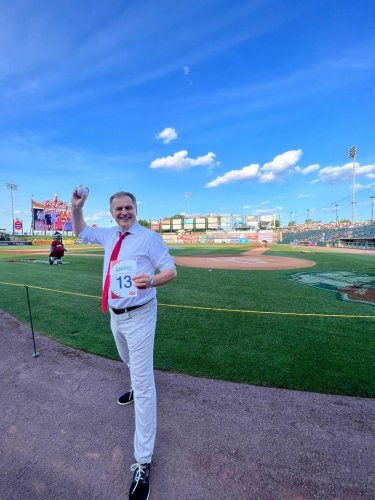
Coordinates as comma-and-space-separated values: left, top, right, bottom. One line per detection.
71, 189, 177, 500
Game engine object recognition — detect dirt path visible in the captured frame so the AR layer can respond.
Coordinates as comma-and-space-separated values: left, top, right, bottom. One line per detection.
1, 310, 374, 499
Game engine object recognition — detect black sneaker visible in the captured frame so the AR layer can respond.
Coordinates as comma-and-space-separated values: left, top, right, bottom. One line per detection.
49, 258, 53, 265
129, 462, 151, 500
117, 389, 134, 406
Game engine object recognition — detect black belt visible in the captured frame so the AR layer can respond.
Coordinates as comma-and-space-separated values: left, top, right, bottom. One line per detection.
111, 299, 153, 315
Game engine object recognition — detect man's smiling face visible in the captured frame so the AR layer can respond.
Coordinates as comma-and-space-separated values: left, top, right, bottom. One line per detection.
110, 195, 137, 231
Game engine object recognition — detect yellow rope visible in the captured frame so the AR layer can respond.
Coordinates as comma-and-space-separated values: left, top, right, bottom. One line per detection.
0, 281, 374, 319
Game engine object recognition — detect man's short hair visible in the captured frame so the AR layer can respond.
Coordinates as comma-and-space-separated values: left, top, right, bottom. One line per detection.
109, 192, 137, 209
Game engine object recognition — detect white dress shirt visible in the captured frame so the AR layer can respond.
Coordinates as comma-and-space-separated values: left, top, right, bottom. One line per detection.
79, 221, 175, 309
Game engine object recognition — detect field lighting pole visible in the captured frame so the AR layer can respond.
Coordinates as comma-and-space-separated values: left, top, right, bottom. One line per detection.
371, 196, 374, 223
349, 145, 357, 224
6, 183, 18, 235
335, 204, 339, 226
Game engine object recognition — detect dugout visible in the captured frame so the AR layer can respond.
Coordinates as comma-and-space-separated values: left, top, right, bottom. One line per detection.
335, 237, 375, 250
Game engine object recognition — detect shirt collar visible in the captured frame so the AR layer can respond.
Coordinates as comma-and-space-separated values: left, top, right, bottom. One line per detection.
118, 220, 140, 236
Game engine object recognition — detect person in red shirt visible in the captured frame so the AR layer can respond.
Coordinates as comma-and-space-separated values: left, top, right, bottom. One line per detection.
49, 232, 66, 265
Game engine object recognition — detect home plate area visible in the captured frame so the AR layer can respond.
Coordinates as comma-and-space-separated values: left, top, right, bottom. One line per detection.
173, 254, 316, 270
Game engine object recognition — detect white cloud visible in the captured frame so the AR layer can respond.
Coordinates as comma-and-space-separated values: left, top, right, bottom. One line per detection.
310, 178, 320, 184
318, 162, 375, 183
206, 149, 303, 188
150, 150, 218, 171
183, 66, 190, 76
260, 200, 270, 205
262, 149, 303, 173
259, 171, 275, 183
206, 163, 260, 188
296, 163, 320, 175
155, 127, 178, 144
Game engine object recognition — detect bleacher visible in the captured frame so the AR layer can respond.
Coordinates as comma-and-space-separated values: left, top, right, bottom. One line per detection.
281, 223, 375, 248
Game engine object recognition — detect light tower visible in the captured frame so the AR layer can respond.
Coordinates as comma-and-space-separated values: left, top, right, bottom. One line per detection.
349, 145, 357, 224
6, 183, 18, 235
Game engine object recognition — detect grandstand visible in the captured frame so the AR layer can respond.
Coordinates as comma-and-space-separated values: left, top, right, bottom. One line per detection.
281, 223, 375, 249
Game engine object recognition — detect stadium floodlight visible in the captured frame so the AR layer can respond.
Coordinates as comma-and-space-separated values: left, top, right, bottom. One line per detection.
371, 196, 374, 223
335, 204, 339, 226
6, 183, 18, 235
349, 145, 357, 224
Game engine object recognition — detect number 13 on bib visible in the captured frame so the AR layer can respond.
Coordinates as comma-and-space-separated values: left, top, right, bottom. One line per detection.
110, 259, 138, 298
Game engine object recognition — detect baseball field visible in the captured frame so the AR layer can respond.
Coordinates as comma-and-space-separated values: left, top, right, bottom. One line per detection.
0, 243, 374, 398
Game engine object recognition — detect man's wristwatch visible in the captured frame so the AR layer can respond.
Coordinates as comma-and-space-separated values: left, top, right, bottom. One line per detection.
148, 276, 154, 288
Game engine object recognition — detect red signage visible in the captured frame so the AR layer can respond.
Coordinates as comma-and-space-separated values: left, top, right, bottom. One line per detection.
14, 220, 23, 231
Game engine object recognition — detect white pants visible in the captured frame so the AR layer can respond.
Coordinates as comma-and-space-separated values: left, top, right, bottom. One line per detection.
110, 299, 157, 464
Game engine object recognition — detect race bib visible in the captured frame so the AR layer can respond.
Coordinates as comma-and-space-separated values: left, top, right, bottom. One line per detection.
110, 259, 138, 299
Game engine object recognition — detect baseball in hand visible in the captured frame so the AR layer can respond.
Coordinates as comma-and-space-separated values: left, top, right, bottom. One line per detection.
76, 185, 89, 198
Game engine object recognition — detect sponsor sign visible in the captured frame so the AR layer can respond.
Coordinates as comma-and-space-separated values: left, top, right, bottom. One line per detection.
0, 241, 32, 246
14, 220, 23, 231
220, 216, 231, 227
172, 219, 182, 228
260, 215, 273, 222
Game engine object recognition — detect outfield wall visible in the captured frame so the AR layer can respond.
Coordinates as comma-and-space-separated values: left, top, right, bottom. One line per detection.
161, 230, 277, 244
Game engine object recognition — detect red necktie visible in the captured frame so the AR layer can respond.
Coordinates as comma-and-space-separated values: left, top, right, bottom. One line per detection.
101, 232, 129, 312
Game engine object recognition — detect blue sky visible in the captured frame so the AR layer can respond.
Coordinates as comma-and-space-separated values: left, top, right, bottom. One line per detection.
1, 0, 375, 232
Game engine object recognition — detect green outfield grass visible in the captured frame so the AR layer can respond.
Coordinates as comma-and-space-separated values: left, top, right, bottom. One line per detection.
0, 244, 374, 398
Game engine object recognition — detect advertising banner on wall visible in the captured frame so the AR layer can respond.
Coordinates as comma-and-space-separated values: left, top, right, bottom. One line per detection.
184, 218, 194, 229
246, 215, 258, 228
31, 194, 72, 233
150, 220, 160, 231
161, 233, 178, 243
181, 234, 193, 243
172, 219, 182, 229
14, 219, 23, 233
207, 218, 219, 229
233, 215, 245, 227
258, 230, 274, 243
161, 218, 171, 231
220, 216, 232, 229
